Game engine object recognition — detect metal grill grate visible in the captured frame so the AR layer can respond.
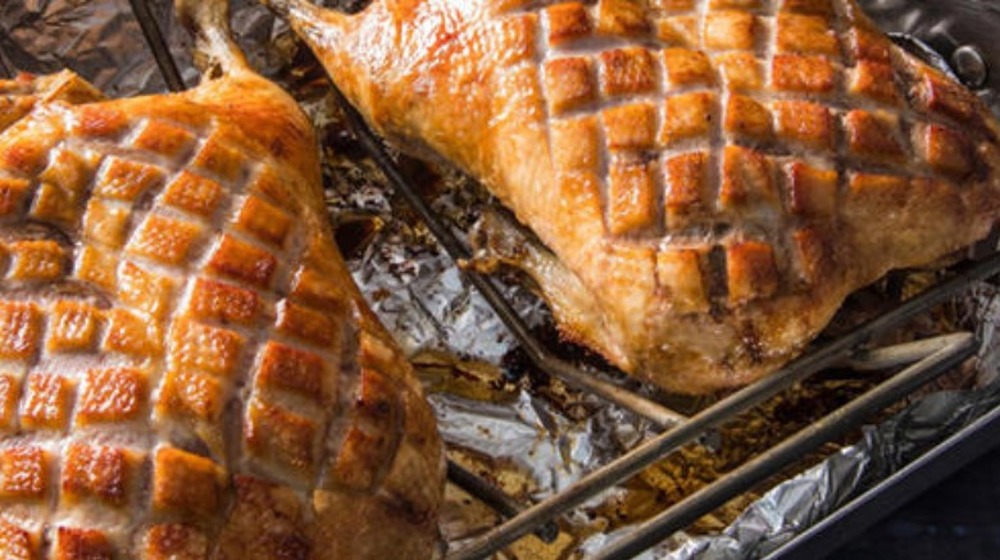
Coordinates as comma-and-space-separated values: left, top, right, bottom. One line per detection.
5, 3, 1000, 559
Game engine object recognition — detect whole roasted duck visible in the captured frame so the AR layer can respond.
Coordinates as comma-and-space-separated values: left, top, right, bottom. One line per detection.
0, 1, 444, 558
266, 0, 1000, 394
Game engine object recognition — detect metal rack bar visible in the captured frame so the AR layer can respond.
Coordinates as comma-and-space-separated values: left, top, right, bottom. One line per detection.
332, 86, 688, 430
128, 0, 186, 92
448, 253, 1000, 559
593, 332, 977, 560
844, 335, 974, 371
442, 333, 976, 552
447, 461, 560, 544
0, 46, 12, 79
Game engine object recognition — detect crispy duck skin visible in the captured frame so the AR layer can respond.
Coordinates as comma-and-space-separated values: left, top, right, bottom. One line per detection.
265, 0, 1000, 394
0, 1, 444, 558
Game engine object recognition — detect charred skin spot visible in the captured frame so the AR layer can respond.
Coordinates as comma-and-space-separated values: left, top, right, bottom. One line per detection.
385, 490, 438, 527
706, 245, 729, 319
273, 534, 311, 560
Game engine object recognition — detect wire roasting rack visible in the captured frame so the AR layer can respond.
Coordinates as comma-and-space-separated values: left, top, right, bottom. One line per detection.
5, 2, 1000, 559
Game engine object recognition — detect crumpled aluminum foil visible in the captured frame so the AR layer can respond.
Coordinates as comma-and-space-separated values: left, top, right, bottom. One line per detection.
4, 1, 1000, 559
581, 286, 1000, 559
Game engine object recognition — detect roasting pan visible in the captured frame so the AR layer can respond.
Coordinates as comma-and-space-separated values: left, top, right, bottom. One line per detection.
3, 1, 1000, 558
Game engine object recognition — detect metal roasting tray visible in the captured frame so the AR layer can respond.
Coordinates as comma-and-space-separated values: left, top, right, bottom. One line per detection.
4, 1, 1000, 558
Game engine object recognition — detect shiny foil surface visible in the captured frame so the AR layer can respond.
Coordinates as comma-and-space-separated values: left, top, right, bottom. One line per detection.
3, 1, 1000, 558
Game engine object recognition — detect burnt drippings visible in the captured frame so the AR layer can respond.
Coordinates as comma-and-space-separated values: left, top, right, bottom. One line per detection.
593, 375, 878, 534
413, 349, 521, 404
706, 245, 729, 319
332, 213, 384, 261
502, 322, 613, 386
500, 322, 623, 422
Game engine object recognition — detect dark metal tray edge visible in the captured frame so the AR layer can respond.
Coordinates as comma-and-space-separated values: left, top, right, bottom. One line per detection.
768, 398, 1000, 560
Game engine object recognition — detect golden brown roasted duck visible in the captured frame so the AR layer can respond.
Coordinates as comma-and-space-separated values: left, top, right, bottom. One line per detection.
0, 1, 444, 557
265, 0, 1000, 394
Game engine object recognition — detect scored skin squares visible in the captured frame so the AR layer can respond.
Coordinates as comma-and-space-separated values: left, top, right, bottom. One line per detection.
704, 10, 758, 51
270, 0, 1000, 394
600, 47, 658, 97
725, 95, 773, 141
0, 2, 444, 557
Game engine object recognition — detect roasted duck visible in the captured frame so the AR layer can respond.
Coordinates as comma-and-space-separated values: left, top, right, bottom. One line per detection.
265, 0, 1000, 394
0, 1, 444, 557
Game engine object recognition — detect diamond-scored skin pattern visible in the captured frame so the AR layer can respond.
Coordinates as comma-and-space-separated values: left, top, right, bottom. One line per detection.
0, 72, 106, 137
289, 0, 1000, 393
0, 70, 443, 558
